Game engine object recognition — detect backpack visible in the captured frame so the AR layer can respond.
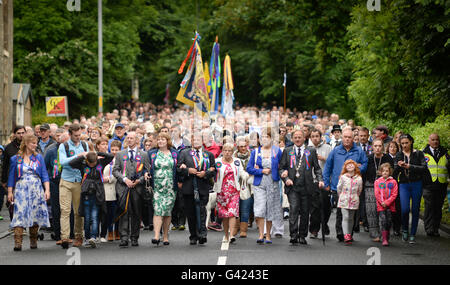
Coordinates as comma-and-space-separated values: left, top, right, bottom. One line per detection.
57, 141, 88, 172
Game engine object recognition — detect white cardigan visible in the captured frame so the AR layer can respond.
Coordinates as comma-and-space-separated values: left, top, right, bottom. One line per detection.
103, 158, 117, 201
213, 157, 248, 193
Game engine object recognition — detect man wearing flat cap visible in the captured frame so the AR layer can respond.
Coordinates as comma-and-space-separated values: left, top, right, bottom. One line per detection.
37, 124, 56, 155
108, 123, 127, 152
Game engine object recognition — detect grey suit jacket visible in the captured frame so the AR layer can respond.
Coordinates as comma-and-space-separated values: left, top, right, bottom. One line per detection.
279, 145, 323, 195
113, 148, 151, 195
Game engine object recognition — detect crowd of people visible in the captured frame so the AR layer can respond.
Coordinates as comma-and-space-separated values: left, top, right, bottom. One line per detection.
0, 102, 448, 251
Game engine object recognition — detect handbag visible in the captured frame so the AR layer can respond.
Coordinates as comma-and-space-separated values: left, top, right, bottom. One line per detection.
143, 178, 154, 201
247, 148, 258, 185
240, 181, 251, 200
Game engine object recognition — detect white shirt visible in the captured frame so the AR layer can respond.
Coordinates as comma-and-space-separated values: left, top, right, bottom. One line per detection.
295, 144, 305, 157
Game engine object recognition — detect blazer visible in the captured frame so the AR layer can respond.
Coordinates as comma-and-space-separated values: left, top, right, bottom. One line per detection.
246, 146, 282, 186
279, 145, 323, 195
112, 148, 151, 195
148, 148, 179, 193
7, 154, 49, 188
176, 147, 216, 196
213, 157, 248, 194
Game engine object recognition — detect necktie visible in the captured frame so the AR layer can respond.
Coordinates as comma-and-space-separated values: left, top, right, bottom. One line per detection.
130, 149, 134, 162
196, 150, 200, 170
362, 144, 366, 152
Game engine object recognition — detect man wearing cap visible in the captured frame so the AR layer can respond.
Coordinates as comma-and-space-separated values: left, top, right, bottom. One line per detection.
108, 123, 127, 152
37, 124, 56, 155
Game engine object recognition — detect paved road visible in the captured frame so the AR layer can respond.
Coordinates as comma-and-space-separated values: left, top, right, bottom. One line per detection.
0, 206, 449, 265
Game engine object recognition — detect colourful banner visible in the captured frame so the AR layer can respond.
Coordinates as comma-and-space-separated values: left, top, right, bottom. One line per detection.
46, 96, 68, 117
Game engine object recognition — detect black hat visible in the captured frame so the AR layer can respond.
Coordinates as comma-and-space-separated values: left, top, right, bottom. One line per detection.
40, 123, 50, 131
331, 124, 342, 133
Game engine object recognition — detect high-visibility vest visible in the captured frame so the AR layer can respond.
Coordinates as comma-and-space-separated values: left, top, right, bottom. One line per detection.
424, 153, 448, 183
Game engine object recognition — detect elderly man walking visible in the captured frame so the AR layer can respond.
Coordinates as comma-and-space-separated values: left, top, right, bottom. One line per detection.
323, 127, 368, 242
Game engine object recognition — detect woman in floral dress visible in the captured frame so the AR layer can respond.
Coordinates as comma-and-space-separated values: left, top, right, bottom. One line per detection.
7, 134, 50, 251
214, 143, 247, 243
148, 133, 178, 245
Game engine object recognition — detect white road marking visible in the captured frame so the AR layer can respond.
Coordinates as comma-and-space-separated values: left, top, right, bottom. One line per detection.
217, 256, 227, 265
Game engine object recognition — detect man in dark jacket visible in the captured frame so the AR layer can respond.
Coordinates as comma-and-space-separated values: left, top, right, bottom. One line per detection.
177, 134, 216, 245
279, 130, 324, 245
1, 126, 25, 220
423, 133, 449, 237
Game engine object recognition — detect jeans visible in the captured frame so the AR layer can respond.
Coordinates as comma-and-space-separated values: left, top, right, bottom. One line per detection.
399, 181, 423, 236
83, 195, 99, 239
239, 197, 254, 223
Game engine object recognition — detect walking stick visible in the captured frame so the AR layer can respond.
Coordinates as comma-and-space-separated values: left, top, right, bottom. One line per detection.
193, 176, 201, 234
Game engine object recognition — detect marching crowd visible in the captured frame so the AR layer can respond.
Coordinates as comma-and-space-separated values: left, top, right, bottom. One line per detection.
0, 102, 448, 251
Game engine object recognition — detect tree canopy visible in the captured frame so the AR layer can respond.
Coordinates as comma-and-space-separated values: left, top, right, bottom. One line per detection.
14, 0, 449, 132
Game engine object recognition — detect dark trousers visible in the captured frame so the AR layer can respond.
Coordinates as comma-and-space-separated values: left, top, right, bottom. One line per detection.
50, 179, 61, 240
171, 189, 186, 227
392, 195, 402, 232
100, 201, 119, 237
183, 193, 209, 241
379, 210, 392, 231
323, 191, 343, 236
118, 188, 143, 242
287, 188, 311, 239
142, 198, 154, 228
423, 183, 448, 234
309, 185, 329, 233
358, 186, 368, 227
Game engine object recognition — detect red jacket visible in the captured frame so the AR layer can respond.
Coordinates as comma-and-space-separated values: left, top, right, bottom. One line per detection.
374, 176, 398, 212
204, 141, 222, 159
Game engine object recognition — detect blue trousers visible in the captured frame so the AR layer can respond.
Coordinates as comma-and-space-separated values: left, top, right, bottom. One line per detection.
83, 195, 99, 239
239, 197, 254, 223
399, 181, 423, 236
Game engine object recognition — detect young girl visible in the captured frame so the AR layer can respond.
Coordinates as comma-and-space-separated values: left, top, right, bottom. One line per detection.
337, 160, 363, 245
374, 163, 398, 246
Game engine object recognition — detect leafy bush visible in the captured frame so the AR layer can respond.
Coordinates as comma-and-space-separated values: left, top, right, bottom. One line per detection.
410, 114, 450, 150
31, 104, 68, 127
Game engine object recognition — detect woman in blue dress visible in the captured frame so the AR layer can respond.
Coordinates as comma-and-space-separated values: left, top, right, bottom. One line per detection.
7, 134, 50, 251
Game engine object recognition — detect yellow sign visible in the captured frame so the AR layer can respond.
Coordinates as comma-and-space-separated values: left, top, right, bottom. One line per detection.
46, 96, 68, 117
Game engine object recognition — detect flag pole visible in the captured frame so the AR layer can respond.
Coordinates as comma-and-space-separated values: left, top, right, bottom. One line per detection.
283, 66, 286, 113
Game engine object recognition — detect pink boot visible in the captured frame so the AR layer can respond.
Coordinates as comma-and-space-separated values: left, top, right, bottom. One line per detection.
382, 231, 389, 246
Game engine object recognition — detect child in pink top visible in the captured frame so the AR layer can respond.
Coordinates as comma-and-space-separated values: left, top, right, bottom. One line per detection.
374, 163, 398, 246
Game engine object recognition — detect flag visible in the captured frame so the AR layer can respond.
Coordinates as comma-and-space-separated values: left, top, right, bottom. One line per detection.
176, 32, 210, 116
164, 83, 170, 104
208, 40, 220, 114
221, 54, 234, 118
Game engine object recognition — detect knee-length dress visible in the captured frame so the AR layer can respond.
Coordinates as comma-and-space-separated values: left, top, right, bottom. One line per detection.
253, 157, 281, 221
152, 151, 176, 216
217, 163, 240, 218
10, 163, 50, 228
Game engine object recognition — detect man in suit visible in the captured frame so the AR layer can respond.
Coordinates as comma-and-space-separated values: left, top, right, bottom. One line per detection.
355, 126, 372, 232
113, 132, 150, 247
279, 130, 324, 245
177, 134, 216, 245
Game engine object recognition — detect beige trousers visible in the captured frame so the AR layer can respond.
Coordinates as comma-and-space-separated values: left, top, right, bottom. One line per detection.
59, 179, 84, 240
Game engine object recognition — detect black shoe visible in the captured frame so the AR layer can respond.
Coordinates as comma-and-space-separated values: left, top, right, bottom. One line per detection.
190, 239, 197, 245
61, 240, 69, 249
353, 226, 360, 233
149, 225, 154, 231
364, 226, 369, 232
298, 237, 307, 245
131, 240, 139, 247
119, 240, 129, 248
323, 226, 330, 236
394, 230, 401, 237
163, 241, 170, 246
290, 238, 298, 244
199, 237, 207, 244
151, 239, 160, 245
230, 237, 236, 244
337, 234, 345, 242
